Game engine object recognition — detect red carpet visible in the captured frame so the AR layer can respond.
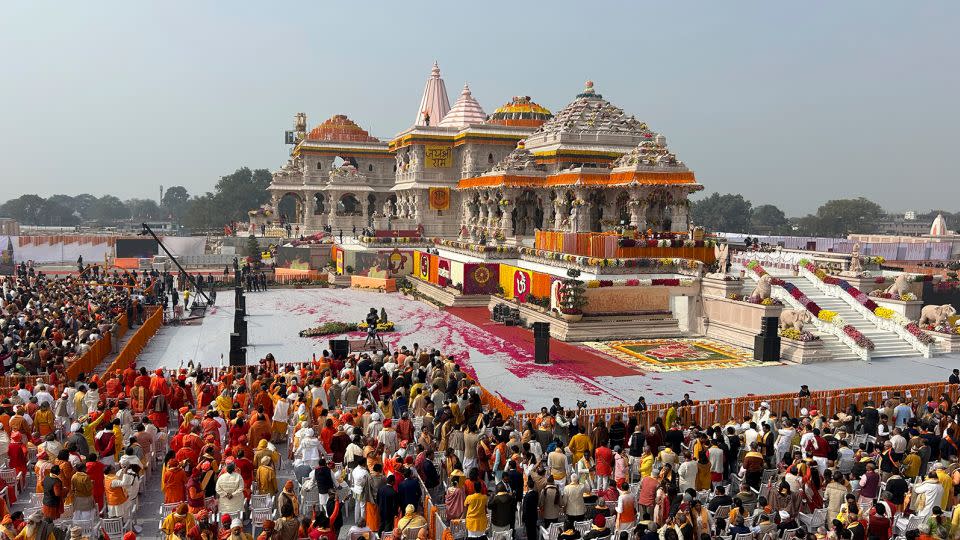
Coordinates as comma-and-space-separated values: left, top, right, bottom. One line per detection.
445, 307, 642, 378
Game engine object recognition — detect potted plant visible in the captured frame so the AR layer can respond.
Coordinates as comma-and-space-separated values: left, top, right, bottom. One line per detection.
558, 268, 587, 322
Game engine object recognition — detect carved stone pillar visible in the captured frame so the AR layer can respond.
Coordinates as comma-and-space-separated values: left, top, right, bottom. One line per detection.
304, 192, 317, 229
499, 198, 514, 237
486, 197, 498, 230
476, 194, 488, 234
327, 190, 339, 230
672, 204, 689, 233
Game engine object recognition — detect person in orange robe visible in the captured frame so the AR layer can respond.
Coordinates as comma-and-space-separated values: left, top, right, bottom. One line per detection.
162, 460, 188, 503
247, 413, 272, 448
149, 369, 170, 398
132, 368, 151, 394
122, 364, 138, 395
104, 375, 122, 400
130, 384, 149, 414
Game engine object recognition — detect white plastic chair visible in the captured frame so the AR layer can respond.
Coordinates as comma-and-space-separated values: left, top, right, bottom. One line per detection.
102, 517, 127, 537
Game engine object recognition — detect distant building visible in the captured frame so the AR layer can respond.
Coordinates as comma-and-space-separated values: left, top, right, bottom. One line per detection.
872, 216, 929, 236
0, 218, 20, 236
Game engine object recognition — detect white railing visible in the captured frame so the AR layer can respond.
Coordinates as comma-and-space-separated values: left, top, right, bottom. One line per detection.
798, 267, 933, 358
748, 272, 871, 362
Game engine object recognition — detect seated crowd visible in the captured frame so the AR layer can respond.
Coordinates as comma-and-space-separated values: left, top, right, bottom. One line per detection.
1, 269, 154, 376
0, 339, 957, 540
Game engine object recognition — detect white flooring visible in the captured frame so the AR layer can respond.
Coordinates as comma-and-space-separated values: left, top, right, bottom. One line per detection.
136, 288, 960, 411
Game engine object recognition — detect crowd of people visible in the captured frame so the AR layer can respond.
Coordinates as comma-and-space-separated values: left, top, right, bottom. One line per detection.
0, 268, 154, 376
0, 336, 957, 540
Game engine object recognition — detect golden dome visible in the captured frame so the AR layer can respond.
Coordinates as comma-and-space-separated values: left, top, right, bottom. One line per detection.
487, 96, 552, 128
306, 114, 379, 142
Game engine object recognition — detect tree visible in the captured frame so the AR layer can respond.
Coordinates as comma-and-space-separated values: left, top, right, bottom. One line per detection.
125, 198, 163, 221
88, 195, 131, 223
161, 186, 190, 223
750, 204, 789, 235
0, 194, 47, 224
690, 193, 753, 233
814, 197, 884, 236
246, 235, 261, 262
38, 199, 80, 226
182, 192, 219, 230
213, 168, 271, 223
71, 193, 99, 220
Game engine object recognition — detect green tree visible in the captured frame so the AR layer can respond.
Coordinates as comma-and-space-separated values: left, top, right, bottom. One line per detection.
182, 192, 219, 230
39, 199, 80, 226
125, 198, 163, 221
213, 168, 271, 223
71, 193, 99, 220
690, 193, 753, 233
88, 195, 131, 223
246, 235, 261, 261
814, 197, 884, 236
750, 204, 789, 235
0, 194, 47, 224
161, 186, 190, 223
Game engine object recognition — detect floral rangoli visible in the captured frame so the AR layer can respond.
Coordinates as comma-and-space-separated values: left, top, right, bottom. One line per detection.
582, 338, 779, 372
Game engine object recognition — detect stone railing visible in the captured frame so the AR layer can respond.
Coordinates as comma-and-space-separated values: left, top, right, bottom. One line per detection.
798, 266, 934, 358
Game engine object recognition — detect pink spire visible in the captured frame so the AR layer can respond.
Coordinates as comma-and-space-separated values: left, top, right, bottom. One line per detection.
414, 61, 451, 126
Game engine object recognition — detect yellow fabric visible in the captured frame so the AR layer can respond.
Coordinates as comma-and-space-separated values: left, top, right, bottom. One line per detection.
568, 433, 592, 464
465, 492, 489, 533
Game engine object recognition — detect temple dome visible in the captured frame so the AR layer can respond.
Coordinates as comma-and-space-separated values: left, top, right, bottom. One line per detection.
487, 96, 552, 127
532, 80, 652, 138
438, 84, 487, 128
306, 115, 379, 142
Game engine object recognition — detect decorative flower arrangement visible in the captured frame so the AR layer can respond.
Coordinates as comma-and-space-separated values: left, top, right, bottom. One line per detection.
924, 323, 960, 336
817, 310, 841, 324
905, 322, 935, 344
571, 199, 586, 207
498, 199, 512, 207
357, 321, 396, 332
779, 328, 821, 342
874, 277, 886, 284
585, 280, 600, 288
913, 275, 934, 283
873, 307, 895, 319
868, 256, 885, 265
901, 292, 917, 301
843, 325, 875, 351
299, 321, 358, 337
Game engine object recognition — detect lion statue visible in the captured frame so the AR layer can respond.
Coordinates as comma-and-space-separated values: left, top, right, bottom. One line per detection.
919, 304, 957, 327
751, 274, 773, 300
779, 309, 812, 331
882, 274, 911, 297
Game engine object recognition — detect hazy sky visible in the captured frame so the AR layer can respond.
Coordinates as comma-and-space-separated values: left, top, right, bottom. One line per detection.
1, 2, 957, 216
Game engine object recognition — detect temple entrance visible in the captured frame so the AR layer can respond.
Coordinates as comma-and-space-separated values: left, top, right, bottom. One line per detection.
313, 193, 325, 214
338, 193, 362, 216
277, 192, 304, 225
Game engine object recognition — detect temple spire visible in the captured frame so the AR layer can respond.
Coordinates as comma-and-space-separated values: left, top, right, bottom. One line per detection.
414, 61, 451, 126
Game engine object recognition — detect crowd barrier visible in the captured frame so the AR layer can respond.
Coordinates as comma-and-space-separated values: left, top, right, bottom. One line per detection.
105, 306, 163, 373
513, 381, 960, 431
64, 329, 113, 381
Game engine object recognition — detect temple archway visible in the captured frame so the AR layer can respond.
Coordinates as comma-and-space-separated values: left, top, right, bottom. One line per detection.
513, 189, 539, 236
277, 192, 304, 224
338, 193, 362, 215
313, 193, 325, 214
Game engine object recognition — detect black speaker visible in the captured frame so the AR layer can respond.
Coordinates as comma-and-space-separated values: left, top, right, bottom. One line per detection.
238, 293, 246, 312
239, 319, 248, 347
759, 316, 779, 336
533, 322, 550, 364
234, 286, 243, 304
329, 339, 349, 359
533, 322, 550, 338
228, 346, 246, 366
753, 334, 781, 362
